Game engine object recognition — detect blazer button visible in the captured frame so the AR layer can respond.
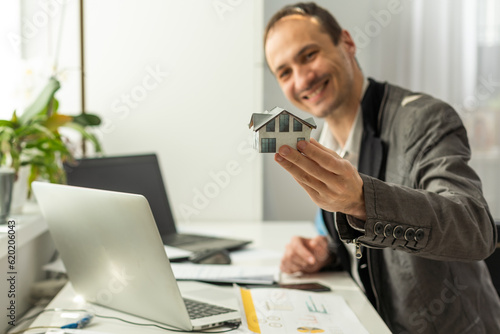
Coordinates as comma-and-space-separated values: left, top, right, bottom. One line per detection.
393, 225, 404, 239
404, 228, 415, 241
415, 229, 425, 242
374, 222, 384, 235
384, 224, 393, 237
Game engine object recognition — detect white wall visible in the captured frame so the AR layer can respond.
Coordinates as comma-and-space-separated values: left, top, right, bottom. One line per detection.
0, 2, 21, 120
82, 0, 263, 223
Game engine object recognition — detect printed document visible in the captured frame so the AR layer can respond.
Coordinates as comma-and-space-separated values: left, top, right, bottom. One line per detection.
235, 286, 368, 334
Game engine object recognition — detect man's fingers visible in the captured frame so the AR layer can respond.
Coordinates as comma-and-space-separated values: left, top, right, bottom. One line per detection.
276, 142, 346, 181
280, 236, 332, 274
276, 145, 333, 179
297, 140, 346, 174
310, 138, 340, 156
280, 237, 316, 273
292, 237, 317, 265
274, 140, 366, 218
309, 235, 328, 249
293, 180, 320, 200
275, 150, 328, 192
308, 236, 330, 263
280, 260, 304, 274
275, 147, 337, 206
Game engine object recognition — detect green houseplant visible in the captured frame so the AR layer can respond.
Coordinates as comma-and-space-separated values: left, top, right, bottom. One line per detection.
0, 76, 102, 196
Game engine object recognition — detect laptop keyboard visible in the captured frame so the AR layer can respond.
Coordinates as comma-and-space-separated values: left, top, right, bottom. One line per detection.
167, 234, 221, 246
183, 298, 235, 319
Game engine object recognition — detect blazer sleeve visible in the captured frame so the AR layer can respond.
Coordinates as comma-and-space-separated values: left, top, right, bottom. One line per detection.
336, 99, 497, 262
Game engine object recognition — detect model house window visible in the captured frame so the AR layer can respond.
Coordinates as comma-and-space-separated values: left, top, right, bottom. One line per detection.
297, 138, 305, 143
261, 138, 276, 153
293, 119, 302, 131
266, 119, 275, 132
279, 114, 289, 132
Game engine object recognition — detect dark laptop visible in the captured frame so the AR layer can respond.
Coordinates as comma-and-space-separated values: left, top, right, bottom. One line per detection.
63, 153, 251, 253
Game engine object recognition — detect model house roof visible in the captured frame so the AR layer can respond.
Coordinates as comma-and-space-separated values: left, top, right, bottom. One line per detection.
248, 107, 317, 131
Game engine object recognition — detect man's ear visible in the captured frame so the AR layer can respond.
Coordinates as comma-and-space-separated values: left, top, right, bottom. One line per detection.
340, 30, 357, 58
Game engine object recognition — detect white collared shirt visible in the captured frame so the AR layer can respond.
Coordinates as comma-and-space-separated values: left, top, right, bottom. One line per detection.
318, 103, 363, 165
318, 79, 368, 290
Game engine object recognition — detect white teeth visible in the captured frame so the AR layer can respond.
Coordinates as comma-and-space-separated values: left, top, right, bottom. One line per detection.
310, 85, 323, 97
306, 82, 326, 100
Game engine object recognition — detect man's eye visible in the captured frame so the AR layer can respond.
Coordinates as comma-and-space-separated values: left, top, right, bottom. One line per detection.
306, 51, 318, 60
279, 69, 291, 79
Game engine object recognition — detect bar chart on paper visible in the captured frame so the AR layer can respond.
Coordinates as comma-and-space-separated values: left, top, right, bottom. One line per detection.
236, 287, 369, 334
297, 327, 325, 333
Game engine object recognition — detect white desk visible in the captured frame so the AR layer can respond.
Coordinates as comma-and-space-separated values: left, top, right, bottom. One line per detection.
20, 221, 391, 333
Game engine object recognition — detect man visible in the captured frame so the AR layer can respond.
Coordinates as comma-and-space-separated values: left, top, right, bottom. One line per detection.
264, 2, 500, 333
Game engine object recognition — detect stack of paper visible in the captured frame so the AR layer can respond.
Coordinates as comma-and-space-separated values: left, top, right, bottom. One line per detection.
171, 263, 279, 285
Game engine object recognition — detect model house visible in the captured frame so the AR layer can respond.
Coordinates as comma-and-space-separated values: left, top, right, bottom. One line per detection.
249, 107, 317, 153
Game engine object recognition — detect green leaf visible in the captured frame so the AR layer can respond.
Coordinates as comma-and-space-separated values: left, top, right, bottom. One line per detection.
0, 120, 15, 128
72, 113, 101, 126
2, 76, 103, 195
43, 114, 73, 131
49, 97, 60, 115
19, 77, 61, 125
15, 123, 54, 144
64, 122, 103, 153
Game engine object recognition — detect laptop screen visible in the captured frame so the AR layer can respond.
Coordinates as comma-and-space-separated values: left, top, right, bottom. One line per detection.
64, 153, 177, 236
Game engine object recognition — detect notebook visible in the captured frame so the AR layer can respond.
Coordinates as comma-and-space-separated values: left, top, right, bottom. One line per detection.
32, 182, 241, 331
63, 153, 251, 253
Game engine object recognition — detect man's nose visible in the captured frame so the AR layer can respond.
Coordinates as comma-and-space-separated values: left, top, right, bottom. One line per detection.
294, 66, 315, 94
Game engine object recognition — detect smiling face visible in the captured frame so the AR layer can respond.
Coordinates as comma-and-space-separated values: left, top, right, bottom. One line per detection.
265, 15, 361, 120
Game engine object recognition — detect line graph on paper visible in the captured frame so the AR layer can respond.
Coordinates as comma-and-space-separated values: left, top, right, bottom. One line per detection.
305, 296, 328, 314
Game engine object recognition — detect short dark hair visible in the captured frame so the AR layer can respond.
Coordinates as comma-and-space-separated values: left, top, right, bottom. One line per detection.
264, 2, 343, 48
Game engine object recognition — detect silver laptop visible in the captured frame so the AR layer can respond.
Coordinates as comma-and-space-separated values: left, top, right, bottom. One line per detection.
32, 181, 241, 331
63, 154, 251, 253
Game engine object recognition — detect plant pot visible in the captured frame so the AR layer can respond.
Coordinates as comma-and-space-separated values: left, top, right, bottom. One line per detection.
10, 165, 30, 214
0, 167, 15, 224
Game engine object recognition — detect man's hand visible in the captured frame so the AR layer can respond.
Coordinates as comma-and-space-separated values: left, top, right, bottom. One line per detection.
280, 235, 331, 274
275, 138, 367, 221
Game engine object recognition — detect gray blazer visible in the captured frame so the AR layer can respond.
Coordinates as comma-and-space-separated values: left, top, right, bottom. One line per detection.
335, 80, 500, 333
